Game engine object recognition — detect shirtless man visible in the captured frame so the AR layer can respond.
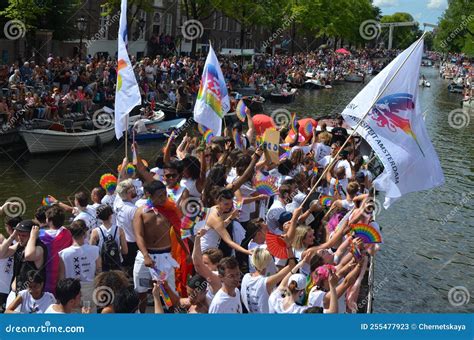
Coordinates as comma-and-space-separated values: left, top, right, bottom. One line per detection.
133, 180, 183, 313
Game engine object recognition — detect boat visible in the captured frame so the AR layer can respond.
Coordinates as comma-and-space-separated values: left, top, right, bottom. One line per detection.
131, 118, 187, 141
344, 74, 365, 83
419, 79, 431, 87
448, 83, 464, 94
19, 121, 115, 154
242, 96, 265, 114
303, 79, 327, 90
462, 98, 473, 109
154, 101, 193, 120
234, 86, 257, 97
269, 88, 297, 104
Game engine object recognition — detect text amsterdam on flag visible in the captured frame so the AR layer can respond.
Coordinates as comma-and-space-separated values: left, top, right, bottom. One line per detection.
341, 37, 444, 208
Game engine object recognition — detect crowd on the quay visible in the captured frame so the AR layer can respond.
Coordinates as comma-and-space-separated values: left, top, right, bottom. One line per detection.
0, 110, 382, 314
0, 48, 400, 131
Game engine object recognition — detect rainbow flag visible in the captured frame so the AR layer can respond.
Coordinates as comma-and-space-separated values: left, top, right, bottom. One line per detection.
253, 172, 278, 196
235, 99, 247, 122
193, 45, 230, 136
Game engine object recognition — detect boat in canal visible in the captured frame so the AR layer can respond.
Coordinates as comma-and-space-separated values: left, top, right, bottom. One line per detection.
131, 118, 187, 141
19, 120, 115, 154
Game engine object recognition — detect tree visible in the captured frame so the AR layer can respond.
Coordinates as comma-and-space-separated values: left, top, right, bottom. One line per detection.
181, 0, 215, 56
433, 0, 474, 55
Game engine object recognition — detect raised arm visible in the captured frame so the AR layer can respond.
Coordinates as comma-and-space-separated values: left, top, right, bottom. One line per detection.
0, 231, 18, 259
245, 110, 255, 145
323, 261, 362, 308
226, 147, 263, 192
266, 248, 297, 293
192, 229, 221, 293
210, 214, 252, 256
24, 226, 43, 262
283, 206, 302, 245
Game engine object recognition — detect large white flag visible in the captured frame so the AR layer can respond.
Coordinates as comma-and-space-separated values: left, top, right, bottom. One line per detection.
114, 0, 141, 139
193, 45, 230, 136
341, 37, 444, 208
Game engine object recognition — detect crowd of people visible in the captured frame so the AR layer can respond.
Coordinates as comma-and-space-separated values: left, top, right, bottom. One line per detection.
0, 107, 382, 313
0, 48, 400, 131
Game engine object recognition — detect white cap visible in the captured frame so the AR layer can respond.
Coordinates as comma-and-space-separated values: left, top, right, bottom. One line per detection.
288, 273, 307, 290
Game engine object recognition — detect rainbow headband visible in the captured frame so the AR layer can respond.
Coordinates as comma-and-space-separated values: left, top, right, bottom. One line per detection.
100, 173, 118, 193
351, 223, 383, 244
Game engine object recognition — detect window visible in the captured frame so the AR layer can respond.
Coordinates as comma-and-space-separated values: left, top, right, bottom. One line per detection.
224, 18, 229, 31
165, 13, 172, 35
212, 12, 217, 30
98, 6, 110, 39
153, 12, 161, 35
235, 22, 240, 33
137, 10, 146, 40
218, 14, 223, 30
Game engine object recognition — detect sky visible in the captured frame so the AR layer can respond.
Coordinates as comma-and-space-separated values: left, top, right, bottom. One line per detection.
374, 0, 448, 30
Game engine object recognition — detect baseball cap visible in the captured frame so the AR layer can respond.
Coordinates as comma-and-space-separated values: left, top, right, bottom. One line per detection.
278, 211, 293, 226
14, 219, 35, 232
288, 273, 307, 290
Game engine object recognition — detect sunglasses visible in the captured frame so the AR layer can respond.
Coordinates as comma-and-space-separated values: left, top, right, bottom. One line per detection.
164, 173, 178, 179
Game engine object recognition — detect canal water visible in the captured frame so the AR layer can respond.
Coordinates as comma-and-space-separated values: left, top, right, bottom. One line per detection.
0, 66, 472, 313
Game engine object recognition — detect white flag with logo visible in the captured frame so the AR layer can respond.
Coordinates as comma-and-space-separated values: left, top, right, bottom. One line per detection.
193, 45, 230, 136
341, 37, 444, 208
114, 0, 142, 139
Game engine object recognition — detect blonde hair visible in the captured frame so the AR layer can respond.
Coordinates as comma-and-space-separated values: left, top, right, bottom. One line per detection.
292, 225, 312, 250
318, 132, 332, 145
116, 179, 134, 200
251, 248, 272, 272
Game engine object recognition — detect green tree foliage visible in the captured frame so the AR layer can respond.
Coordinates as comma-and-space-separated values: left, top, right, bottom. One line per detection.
433, 0, 474, 55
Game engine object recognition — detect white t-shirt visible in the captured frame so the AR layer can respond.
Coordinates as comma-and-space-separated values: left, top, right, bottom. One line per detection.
0, 255, 14, 294
44, 304, 64, 314
17, 289, 55, 314
336, 159, 352, 180
240, 274, 269, 313
308, 287, 346, 313
167, 185, 185, 205
266, 200, 286, 235
268, 289, 308, 313
101, 193, 116, 208
59, 244, 100, 282
74, 207, 99, 230
236, 181, 256, 223
312, 143, 331, 162
114, 200, 138, 242
317, 155, 333, 169
208, 288, 242, 313
180, 178, 201, 198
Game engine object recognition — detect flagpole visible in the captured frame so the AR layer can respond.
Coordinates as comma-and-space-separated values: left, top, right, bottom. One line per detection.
301, 32, 427, 207
125, 115, 128, 159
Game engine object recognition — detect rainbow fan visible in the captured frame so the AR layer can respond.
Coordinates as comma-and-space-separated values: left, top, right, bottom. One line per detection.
41, 196, 54, 206
351, 223, 383, 244
236, 99, 247, 122
319, 195, 333, 207
253, 172, 278, 196
203, 129, 214, 144
100, 173, 117, 193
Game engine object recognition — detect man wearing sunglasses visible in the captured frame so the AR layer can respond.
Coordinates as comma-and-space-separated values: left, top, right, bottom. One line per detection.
163, 161, 184, 206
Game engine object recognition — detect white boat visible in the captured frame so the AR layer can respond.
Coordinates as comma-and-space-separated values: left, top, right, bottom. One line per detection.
304, 79, 326, 89
463, 98, 473, 109
19, 124, 115, 154
419, 79, 431, 87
